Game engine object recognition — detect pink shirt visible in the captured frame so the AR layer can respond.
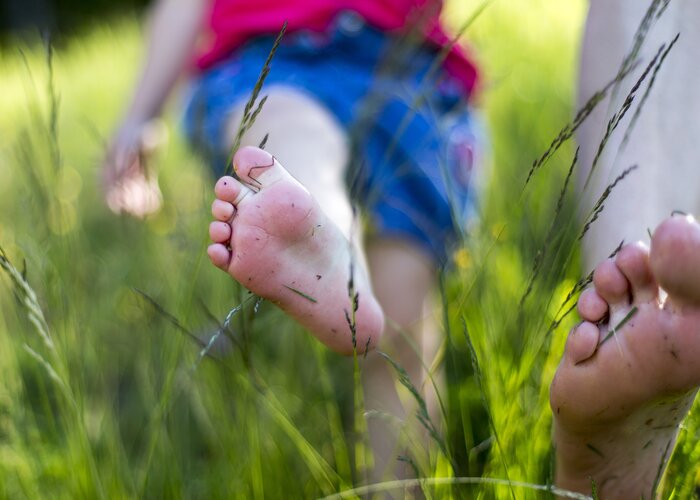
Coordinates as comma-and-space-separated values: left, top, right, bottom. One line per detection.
197, 0, 479, 97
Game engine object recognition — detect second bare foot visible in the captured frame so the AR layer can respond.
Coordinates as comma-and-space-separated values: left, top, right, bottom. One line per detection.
551, 214, 700, 498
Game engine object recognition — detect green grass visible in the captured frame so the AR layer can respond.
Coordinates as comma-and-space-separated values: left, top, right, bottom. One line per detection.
1, 2, 700, 498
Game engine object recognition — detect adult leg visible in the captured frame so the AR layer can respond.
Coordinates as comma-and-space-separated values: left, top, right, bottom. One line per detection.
577, 0, 700, 268
552, 1, 700, 495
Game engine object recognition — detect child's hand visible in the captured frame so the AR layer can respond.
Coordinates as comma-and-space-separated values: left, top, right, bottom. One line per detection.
102, 121, 167, 218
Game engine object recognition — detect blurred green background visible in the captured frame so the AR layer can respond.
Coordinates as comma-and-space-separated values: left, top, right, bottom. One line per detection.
1, 1, 699, 498
0, 0, 148, 38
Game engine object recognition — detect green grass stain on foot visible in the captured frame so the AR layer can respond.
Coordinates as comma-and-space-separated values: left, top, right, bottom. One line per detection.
586, 443, 605, 458
283, 284, 318, 303
600, 306, 639, 346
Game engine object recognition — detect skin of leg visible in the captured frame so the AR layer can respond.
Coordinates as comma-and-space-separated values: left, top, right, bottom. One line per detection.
224, 88, 442, 478
224, 86, 356, 241
555, 2, 700, 493
552, 215, 700, 498
362, 239, 439, 482
577, 0, 700, 269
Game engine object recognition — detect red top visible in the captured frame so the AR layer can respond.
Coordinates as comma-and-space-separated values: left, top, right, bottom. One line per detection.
197, 0, 479, 97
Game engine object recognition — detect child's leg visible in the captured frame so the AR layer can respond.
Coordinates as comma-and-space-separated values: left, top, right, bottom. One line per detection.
208, 87, 383, 354
209, 87, 441, 479
224, 87, 355, 239
363, 239, 438, 481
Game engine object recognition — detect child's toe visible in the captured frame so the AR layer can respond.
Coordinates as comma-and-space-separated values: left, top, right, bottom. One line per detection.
209, 221, 232, 244
615, 242, 658, 305
233, 146, 285, 189
207, 244, 231, 270
578, 288, 608, 322
212, 199, 235, 221
593, 259, 630, 307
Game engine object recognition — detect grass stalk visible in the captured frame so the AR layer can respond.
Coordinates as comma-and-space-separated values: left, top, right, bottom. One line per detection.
320, 475, 593, 500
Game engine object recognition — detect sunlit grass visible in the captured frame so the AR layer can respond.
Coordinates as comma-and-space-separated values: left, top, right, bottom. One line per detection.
2, 1, 699, 498
0, 3, 580, 498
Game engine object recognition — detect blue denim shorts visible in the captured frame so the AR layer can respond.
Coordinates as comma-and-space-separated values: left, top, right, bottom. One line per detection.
184, 12, 481, 264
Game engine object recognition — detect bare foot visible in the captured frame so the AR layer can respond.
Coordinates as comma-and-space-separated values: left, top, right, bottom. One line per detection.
207, 146, 384, 355
551, 214, 700, 498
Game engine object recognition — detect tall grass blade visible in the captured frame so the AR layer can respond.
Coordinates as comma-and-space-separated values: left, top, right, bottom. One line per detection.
523, 65, 636, 189
548, 241, 624, 336
378, 350, 453, 472
133, 288, 236, 370
194, 294, 256, 369
321, 476, 594, 499
519, 148, 579, 308
252, 377, 342, 495
22, 344, 68, 397
583, 46, 663, 189
0, 246, 54, 351
580, 165, 638, 240
44, 37, 62, 172
619, 33, 679, 152
226, 22, 287, 174
461, 319, 516, 500
616, 0, 669, 89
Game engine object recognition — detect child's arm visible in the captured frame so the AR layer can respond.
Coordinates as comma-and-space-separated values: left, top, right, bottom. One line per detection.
103, 0, 211, 215
118, 0, 210, 133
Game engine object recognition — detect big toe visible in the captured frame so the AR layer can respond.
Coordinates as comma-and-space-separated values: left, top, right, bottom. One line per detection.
207, 244, 231, 270
650, 214, 700, 308
233, 146, 287, 189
